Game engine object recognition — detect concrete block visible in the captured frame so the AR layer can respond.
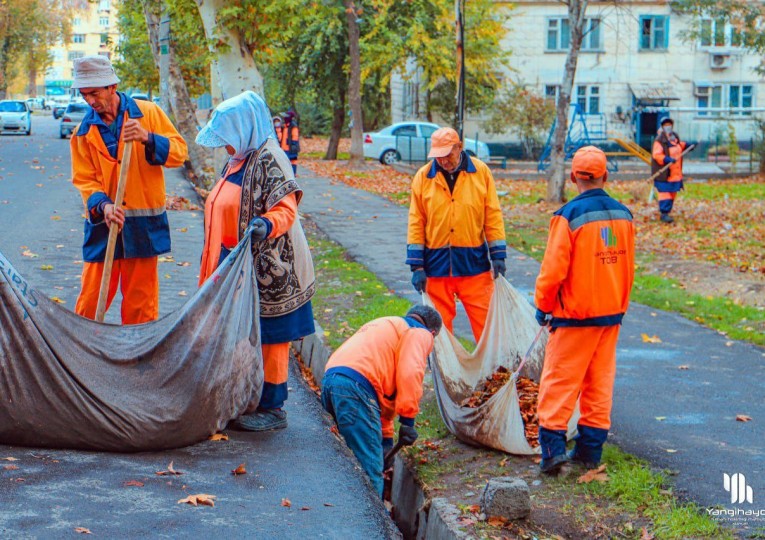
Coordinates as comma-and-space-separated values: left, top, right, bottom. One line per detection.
480, 477, 530, 520
425, 498, 474, 539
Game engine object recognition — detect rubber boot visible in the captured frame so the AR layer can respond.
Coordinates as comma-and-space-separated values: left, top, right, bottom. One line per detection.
569, 424, 608, 468
660, 212, 674, 224
539, 427, 568, 474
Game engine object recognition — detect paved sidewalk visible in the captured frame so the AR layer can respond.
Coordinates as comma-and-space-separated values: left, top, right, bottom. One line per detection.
0, 119, 396, 538
297, 164, 765, 516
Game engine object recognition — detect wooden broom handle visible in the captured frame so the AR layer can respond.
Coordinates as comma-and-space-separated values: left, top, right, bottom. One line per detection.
95, 142, 133, 322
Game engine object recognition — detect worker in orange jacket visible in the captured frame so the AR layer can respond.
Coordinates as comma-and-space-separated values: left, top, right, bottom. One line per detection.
651, 117, 696, 223
321, 305, 442, 496
534, 146, 635, 474
406, 127, 506, 342
276, 109, 299, 175
69, 56, 188, 324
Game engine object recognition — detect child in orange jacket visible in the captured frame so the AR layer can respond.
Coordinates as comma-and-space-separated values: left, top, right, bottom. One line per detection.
321, 305, 442, 496
534, 146, 635, 474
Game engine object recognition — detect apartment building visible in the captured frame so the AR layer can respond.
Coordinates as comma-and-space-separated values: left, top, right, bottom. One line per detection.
391, 1, 765, 151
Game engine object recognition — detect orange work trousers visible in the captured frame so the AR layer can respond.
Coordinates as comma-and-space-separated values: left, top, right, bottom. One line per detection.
259, 342, 290, 409
75, 257, 159, 325
537, 325, 621, 432
426, 271, 494, 342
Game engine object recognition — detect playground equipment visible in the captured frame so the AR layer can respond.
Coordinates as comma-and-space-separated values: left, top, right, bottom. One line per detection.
537, 104, 650, 172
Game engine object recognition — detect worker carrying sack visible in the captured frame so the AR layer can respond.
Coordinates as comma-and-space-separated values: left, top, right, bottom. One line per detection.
0, 235, 263, 452
424, 277, 578, 455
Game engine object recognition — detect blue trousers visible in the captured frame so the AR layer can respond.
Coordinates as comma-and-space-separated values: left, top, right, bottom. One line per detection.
321, 372, 384, 496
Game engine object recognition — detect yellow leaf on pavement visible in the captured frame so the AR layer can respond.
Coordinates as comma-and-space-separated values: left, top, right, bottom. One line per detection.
641, 333, 662, 344
736, 414, 753, 422
74, 527, 92, 534
50, 297, 65, 304
177, 494, 216, 507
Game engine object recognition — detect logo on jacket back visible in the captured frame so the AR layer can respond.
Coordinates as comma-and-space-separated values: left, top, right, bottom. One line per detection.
724, 473, 754, 504
600, 226, 617, 247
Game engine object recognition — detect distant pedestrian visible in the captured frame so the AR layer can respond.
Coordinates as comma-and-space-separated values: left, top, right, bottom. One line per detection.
534, 146, 635, 474
69, 55, 188, 324
651, 117, 696, 223
406, 127, 507, 342
276, 109, 300, 175
196, 91, 315, 432
321, 305, 442, 496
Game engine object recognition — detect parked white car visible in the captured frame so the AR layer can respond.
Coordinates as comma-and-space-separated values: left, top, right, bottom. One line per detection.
363, 122, 490, 165
0, 100, 32, 136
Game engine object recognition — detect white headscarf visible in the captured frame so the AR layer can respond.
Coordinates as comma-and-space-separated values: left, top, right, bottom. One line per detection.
195, 91, 276, 162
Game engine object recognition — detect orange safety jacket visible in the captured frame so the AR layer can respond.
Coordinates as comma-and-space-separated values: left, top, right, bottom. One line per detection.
71, 93, 188, 262
535, 188, 635, 327
406, 154, 506, 277
324, 316, 434, 438
651, 131, 686, 191
277, 124, 299, 157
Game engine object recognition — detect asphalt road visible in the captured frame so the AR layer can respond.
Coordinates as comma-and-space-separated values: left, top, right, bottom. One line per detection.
296, 164, 765, 533
0, 116, 398, 539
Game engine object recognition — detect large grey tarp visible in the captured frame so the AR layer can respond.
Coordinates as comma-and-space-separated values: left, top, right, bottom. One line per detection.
0, 236, 263, 452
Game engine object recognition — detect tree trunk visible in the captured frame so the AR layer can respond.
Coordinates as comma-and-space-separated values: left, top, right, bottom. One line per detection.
325, 99, 346, 160
344, 0, 364, 165
27, 63, 37, 97
144, 1, 212, 189
547, 0, 588, 203
194, 0, 264, 100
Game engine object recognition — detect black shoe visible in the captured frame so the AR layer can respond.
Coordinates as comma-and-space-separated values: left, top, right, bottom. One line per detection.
567, 449, 599, 470
539, 453, 569, 475
660, 213, 674, 223
233, 409, 287, 432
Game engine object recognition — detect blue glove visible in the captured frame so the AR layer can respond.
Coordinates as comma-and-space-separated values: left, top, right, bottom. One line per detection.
398, 424, 418, 446
686, 142, 698, 152
664, 157, 676, 165
412, 269, 427, 293
492, 259, 506, 279
249, 218, 270, 242
535, 308, 552, 327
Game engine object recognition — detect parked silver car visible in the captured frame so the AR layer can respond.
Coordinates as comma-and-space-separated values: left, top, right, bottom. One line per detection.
60, 102, 91, 139
0, 100, 32, 136
363, 122, 490, 165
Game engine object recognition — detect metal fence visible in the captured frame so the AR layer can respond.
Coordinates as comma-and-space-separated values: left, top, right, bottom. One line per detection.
394, 134, 485, 165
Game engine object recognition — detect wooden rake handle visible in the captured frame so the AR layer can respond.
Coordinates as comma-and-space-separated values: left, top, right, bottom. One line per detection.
95, 142, 133, 322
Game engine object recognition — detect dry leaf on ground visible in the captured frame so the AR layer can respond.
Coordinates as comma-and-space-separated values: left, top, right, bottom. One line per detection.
124, 480, 144, 487
678, 365, 690, 370
487, 516, 509, 527
74, 527, 92, 534
323, 502, 335, 507
1, 457, 19, 461
281, 498, 292, 508
177, 494, 216, 507
4, 465, 19, 470
640, 526, 656, 540
231, 463, 247, 475
736, 414, 753, 422
155, 461, 183, 476
300, 506, 311, 511
208, 432, 229, 441
577, 464, 609, 484
641, 333, 662, 344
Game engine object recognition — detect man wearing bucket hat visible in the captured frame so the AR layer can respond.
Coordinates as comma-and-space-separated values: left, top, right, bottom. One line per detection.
69, 55, 188, 324
406, 127, 507, 342
534, 146, 635, 474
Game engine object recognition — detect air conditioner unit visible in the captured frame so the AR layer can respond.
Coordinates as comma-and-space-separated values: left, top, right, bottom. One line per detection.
710, 53, 732, 69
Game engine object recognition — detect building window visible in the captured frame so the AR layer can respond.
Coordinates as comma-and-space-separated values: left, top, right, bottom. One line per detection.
700, 19, 741, 47
100, 33, 110, 46
72, 34, 85, 44
695, 84, 753, 116
546, 18, 601, 51
544, 84, 560, 103
98, 0, 110, 10
67, 51, 85, 61
73, 17, 81, 26
576, 85, 600, 114
640, 15, 668, 50
728, 84, 754, 115
99, 17, 109, 27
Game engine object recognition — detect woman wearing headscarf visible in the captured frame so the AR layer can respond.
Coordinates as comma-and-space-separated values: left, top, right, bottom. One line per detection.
196, 91, 315, 432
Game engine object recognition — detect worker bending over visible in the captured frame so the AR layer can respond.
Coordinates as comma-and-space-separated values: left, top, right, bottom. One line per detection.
321, 305, 442, 496
534, 146, 635, 474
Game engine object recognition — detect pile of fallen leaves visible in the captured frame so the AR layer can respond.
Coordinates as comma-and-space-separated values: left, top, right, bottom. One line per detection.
294, 352, 321, 396
166, 195, 201, 211
460, 366, 540, 448
300, 158, 412, 200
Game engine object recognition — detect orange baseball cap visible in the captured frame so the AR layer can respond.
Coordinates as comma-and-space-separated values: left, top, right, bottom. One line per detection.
571, 146, 607, 180
428, 127, 461, 158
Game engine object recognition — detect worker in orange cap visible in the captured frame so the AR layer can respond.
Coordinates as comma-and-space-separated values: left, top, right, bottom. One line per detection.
651, 117, 696, 223
534, 146, 635, 474
321, 305, 442, 497
406, 127, 506, 342
69, 55, 188, 324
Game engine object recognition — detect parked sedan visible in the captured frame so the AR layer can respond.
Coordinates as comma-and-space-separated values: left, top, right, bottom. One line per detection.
363, 122, 491, 165
0, 100, 32, 136
60, 102, 91, 139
